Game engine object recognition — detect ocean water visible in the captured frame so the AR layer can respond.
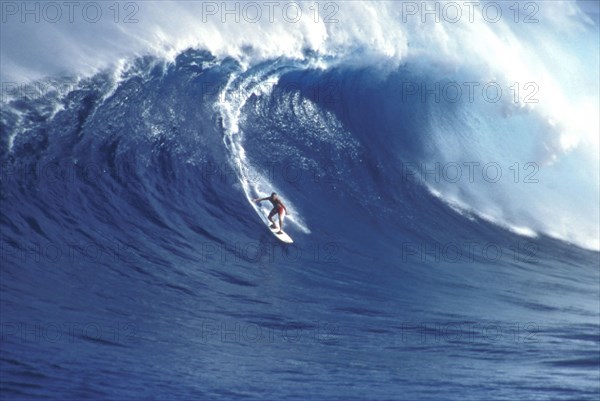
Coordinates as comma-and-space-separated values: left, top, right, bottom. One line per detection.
1, 1, 599, 400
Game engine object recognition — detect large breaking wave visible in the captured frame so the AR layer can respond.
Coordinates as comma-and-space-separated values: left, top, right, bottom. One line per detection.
1, 1, 599, 400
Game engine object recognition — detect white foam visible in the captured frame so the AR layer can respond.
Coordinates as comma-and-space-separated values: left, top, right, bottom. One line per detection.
426, 184, 539, 239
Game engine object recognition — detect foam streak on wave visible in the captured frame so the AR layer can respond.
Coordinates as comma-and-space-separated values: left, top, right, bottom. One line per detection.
217, 62, 311, 234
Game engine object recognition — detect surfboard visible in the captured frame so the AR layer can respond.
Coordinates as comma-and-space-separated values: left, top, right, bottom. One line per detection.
267, 220, 293, 244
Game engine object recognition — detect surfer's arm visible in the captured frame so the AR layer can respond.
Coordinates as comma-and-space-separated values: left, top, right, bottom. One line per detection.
253, 197, 269, 203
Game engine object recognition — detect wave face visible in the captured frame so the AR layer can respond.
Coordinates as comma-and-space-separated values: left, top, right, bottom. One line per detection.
1, 2, 599, 400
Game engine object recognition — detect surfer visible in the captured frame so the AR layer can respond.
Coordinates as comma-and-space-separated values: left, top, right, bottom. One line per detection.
253, 192, 288, 234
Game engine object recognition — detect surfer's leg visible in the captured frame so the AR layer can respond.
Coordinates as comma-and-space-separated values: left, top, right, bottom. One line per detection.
268, 209, 277, 228
277, 209, 284, 234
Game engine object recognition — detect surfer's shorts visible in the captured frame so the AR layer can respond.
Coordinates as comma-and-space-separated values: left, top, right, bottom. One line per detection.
270, 206, 285, 217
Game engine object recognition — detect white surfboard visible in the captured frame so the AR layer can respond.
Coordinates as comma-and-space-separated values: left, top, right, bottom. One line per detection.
267, 219, 293, 244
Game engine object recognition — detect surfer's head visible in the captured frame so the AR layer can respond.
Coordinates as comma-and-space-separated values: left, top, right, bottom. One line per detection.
271, 192, 277, 197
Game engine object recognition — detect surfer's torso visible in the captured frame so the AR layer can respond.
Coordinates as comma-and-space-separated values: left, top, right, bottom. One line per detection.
269, 196, 283, 210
